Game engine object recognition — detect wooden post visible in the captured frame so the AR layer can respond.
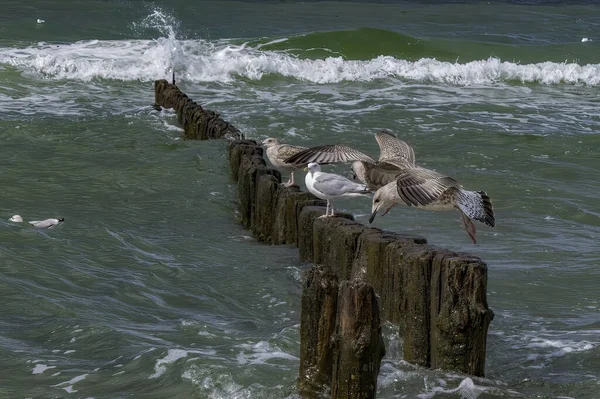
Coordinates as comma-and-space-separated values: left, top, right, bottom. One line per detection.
331, 279, 385, 399
299, 264, 339, 395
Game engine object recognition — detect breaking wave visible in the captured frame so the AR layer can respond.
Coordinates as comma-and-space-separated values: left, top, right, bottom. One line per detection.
0, 10, 598, 86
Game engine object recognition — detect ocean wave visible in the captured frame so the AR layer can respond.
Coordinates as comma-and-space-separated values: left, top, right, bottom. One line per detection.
0, 9, 598, 86
0, 37, 599, 86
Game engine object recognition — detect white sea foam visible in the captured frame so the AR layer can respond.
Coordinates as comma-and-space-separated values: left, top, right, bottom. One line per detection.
52, 373, 88, 393
148, 349, 188, 379
32, 364, 56, 374
0, 38, 598, 86
418, 377, 487, 399
525, 337, 596, 361
236, 341, 298, 366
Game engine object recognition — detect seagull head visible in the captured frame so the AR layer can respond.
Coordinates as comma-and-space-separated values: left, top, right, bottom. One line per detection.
350, 161, 366, 183
369, 182, 398, 224
58, 218, 65, 223
9, 215, 23, 223
260, 137, 279, 148
306, 162, 321, 174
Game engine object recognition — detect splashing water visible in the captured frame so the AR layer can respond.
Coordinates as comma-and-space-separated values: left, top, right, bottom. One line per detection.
131, 8, 183, 77
0, 9, 598, 85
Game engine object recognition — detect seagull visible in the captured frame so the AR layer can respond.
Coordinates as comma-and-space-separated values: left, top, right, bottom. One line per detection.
29, 218, 65, 229
305, 162, 370, 218
284, 130, 416, 190
9, 215, 23, 223
261, 138, 308, 187
369, 167, 495, 244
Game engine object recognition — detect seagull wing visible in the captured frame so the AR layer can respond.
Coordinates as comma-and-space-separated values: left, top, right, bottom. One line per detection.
375, 130, 416, 165
395, 167, 461, 207
284, 144, 375, 166
276, 144, 308, 160
365, 161, 406, 189
312, 172, 370, 197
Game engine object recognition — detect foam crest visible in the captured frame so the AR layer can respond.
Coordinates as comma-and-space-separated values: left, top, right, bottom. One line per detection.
1, 39, 598, 86
236, 341, 299, 366
418, 377, 487, 399
148, 349, 188, 379
52, 373, 88, 394
524, 337, 596, 365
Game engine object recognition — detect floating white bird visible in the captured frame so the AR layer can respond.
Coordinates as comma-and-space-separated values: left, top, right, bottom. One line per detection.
581, 37, 591, 43
305, 162, 370, 218
29, 218, 64, 229
369, 167, 495, 244
261, 137, 308, 186
9, 215, 23, 223
36, 18, 45, 24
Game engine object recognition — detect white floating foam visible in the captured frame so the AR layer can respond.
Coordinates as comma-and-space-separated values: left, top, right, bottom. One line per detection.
417, 377, 487, 399
32, 364, 56, 375
236, 341, 299, 365
52, 373, 88, 393
148, 349, 188, 379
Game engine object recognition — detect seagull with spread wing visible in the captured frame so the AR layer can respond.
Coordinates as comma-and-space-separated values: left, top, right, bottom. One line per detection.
369, 167, 495, 244
284, 130, 416, 191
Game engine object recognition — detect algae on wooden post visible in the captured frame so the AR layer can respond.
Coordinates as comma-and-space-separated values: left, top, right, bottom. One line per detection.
272, 188, 323, 245
312, 217, 362, 281
331, 279, 385, 399
430, 254, 494, 377
237, 154, 266, 228
228, 141, 263, 182
297, 206, 328, 261
299, 264, 339, 395
253, 173, 281, 243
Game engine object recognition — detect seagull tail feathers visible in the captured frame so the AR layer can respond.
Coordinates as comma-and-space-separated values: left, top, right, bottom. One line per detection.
456, 189, 495, 228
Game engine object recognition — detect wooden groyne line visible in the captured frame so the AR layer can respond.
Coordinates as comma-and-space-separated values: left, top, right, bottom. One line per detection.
154, 79, 242, 140
155, 80, 494, 397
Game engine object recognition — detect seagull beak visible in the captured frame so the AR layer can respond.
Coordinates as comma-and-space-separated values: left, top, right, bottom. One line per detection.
369, 203, 380, 224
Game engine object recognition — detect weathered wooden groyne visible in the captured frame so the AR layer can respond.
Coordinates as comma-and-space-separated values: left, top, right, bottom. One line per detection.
155, 80, 494, 398
154, 79, 242, 140
229, 142, 494, 376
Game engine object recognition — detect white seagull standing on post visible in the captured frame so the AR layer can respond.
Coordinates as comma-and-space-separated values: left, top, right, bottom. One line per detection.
304, 162, 371, 218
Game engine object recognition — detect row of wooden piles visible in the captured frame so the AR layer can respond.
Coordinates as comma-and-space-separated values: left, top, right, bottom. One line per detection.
154, 79, 495, 398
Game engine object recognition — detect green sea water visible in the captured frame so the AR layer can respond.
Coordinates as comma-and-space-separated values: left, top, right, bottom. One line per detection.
0, 1, 599, 398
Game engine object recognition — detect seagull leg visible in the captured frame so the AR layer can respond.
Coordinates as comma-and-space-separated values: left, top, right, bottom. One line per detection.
330, 201, 335, 217
460, 210, 477, 244
284, 170, 296, 187
319, 200, 332, 219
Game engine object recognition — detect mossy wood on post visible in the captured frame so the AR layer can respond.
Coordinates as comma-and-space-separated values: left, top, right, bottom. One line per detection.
331, 279, 385, 399
299, 264, 339, 395
154, 79, 242, 140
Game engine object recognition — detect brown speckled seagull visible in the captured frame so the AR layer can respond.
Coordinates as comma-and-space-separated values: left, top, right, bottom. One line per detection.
261, 138, 308, 186
369, 167, 495, 244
